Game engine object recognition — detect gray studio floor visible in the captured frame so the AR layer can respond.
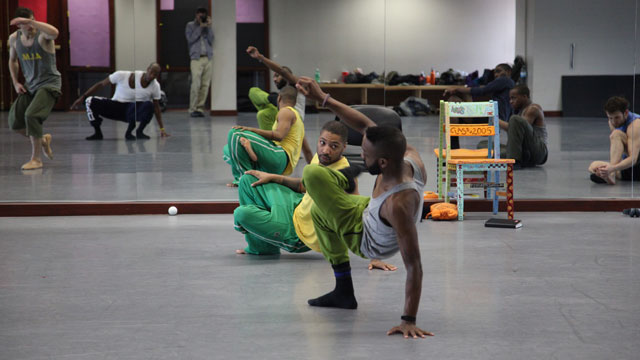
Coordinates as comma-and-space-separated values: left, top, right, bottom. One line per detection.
0, 110, 638, 202
0, 213, 638, 359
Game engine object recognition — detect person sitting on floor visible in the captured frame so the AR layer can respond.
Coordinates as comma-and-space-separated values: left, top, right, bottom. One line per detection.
588, 96, 640, 184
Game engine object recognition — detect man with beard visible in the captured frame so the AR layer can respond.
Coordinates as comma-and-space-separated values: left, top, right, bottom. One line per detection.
233, 120, 396, 271
295, 77, 433, 339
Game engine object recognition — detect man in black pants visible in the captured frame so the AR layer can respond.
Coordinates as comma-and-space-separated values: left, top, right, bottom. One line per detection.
70, 63, 169, 140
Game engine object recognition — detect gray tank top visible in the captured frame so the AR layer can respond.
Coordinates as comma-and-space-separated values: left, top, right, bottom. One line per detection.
15, 30, 61, 93
360, 157, 426, 259
533, 125, 548, 146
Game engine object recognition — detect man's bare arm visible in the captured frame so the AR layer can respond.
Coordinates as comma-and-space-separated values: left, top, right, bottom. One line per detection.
383, 191, 433, 338
296, 77, 375, 134
301, 137, 313, 164
247, 46, 298, 85
612, 121, 640, 171
70, 77, 111, 109
233, 108, 295, 141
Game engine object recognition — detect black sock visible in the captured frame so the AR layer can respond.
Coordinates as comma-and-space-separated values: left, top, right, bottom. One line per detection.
308, 262, 357, 309
338, 164, 367, 193
86, 125, 103, 140
136, 130, 150, 140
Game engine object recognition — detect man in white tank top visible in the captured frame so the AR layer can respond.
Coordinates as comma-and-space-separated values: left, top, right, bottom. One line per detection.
296, 77, 434, 339
70, 63, 169, 140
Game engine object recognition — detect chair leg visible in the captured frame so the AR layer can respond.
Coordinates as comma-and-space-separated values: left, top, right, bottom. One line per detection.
492, 170, 499, 215
507, 164, 514, 220
457, 165, 464, 220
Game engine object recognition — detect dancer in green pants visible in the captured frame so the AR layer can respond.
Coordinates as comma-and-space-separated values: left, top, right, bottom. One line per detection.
296, 77, 434, 339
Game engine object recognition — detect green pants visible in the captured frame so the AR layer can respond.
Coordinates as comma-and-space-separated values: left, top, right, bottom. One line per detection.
224, 129, 288, 183
302, 164, 370, 265
249, 87, 278, 130
8, 87, 60, 138
233, 174, 309, 255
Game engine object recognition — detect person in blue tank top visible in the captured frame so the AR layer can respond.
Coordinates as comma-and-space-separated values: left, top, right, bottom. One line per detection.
589, 96, 640, 184
296, 77, 434, 339
7, 7, 61, 171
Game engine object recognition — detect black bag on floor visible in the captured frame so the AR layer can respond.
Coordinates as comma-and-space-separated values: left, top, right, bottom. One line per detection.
394, 96, 431, 116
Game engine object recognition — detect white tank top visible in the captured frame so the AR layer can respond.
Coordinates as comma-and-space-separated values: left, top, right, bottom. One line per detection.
360, 157, 425, 259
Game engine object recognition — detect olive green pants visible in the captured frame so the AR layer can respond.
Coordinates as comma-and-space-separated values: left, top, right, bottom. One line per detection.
302, 164, 370, 265
249, 87, 278, 130
8, 87, 60, 138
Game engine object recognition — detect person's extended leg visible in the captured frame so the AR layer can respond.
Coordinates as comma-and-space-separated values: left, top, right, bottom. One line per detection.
196, 59, 213, 114
248, 87, 278, 130
234, 174, 306, 255
302, 164, 370, 309
226, 129, 287, 183
189, 58, 205, 115
135, 101, 154, 139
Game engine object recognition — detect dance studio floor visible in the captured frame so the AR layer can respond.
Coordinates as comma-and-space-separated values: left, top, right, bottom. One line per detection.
0, 110, 638, 202
1, 213, 638, 359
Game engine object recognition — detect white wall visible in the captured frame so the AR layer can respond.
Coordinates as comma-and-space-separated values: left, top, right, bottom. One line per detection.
269, 0, 515, 81
526, 0, 638, 111
212, 0, 237, 112
114, 0, 156, 70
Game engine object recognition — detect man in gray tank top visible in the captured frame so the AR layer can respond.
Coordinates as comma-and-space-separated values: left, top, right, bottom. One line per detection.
503, 84, 548, 168
296, 77, 434, 339
7, 7, 61, 170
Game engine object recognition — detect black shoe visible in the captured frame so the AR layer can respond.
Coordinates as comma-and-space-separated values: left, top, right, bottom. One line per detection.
125, 133, 136, 140
590, 173, 607, 184
85, 133, 103, 140
190, 111, 204, 117
136, 131, 150, 140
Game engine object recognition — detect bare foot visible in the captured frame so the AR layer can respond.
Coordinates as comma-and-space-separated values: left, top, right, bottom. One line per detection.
21, 159, 43, 170
235, 249, 246, 254
226, 182, 238, 187
240, 137, 258, 162
41, 134, 53, 160
368, 259, 398, 271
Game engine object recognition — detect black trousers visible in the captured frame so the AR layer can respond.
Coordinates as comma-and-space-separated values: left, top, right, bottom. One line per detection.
85, 97, 153, 132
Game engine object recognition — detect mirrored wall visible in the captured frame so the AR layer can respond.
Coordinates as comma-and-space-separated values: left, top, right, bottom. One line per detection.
0, 0, 637, 202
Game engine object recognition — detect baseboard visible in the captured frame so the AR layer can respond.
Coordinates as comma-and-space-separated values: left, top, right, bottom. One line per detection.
543, 111, 563, 117
1, 199, 639, 217
210, 110, 238, 116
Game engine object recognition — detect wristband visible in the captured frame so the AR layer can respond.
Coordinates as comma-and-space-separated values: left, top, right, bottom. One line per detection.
401, 315, 416, 323
322, 93, 331, 107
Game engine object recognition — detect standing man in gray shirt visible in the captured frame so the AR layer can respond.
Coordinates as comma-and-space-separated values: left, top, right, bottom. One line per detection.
7, 7, 61, 171
185, 7, 214, 117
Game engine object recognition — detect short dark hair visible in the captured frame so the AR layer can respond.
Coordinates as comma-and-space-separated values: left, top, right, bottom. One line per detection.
604, 96, 629, 114
279, 85, 297, 104
365, 126, 406, 162
512, 84, 530, 97
496, 63, 512, 73
322, 121, 348, 143
196, 7, 208, 14
15, 7, 33, 19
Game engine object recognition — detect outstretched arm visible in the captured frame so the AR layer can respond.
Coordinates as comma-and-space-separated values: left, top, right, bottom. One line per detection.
296, 77, 375, 134
153, 100, 170, 137
383, 191, 433, 339
8, 34, 26, 94
70, 77, 111, 109
247, 46, 298, 85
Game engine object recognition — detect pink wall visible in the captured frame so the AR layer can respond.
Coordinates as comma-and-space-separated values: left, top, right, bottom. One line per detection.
237, 0, 263, 23
68, 0, 110, 67
18, 0, 47, 22
160, 0, 174, 11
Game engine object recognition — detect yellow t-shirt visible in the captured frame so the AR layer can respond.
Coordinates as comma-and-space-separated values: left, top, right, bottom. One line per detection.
273, 106, 304, 175
293, 154, 350, 252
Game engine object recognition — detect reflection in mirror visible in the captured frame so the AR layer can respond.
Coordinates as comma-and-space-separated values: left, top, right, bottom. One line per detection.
0, 0, 638, 203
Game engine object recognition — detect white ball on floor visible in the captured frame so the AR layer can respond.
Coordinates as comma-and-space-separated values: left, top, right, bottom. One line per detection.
168, 206, 178, 216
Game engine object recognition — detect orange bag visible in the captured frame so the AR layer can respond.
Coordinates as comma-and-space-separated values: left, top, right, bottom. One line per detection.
426, 202, 458, 220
